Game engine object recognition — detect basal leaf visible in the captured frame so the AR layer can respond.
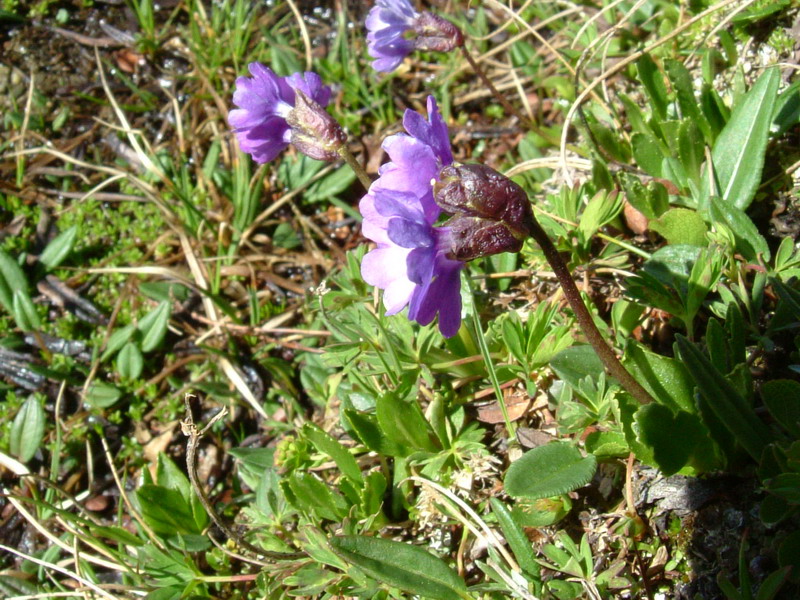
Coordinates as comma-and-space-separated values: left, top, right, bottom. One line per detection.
329, 535, 468, 600
676, 335, 773, 461
649, 208, 708, 247
505, 442, 597, 500
709, 197, 770, 262
701, 67, 779, 211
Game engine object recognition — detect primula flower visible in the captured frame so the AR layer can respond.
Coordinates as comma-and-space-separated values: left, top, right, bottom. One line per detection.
366, 0, 463, 73
229, 63, 336, 163
359, 96, 464, 337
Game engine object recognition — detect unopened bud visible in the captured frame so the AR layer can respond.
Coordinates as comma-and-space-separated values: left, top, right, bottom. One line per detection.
413, 12, 464, 53
434, 164, 534, 261
286, 89, 347, 162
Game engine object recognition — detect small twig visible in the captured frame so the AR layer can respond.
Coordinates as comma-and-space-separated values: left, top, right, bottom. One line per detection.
181, 397, 302, 561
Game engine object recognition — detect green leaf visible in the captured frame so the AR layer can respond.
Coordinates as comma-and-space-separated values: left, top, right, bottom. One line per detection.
634, 404, 706, 475
101, 324, 137, 362
117, 342, 144, 379
666, 59, 712, 142
12, 288, 41, 331
773, 79, 800, 137
302, 423, 363, 485
136, 484, 203, 535
709, 197, 770, 262
623, 341, 696, 413
550, 345, 605, 390
376, 391, 437, 454
329, 536, 468, 600
343, 409, 404, 457
85, 382, 123, 408
676, 336, 773, 461
490, 498, 540, 579
761, 380, 800, 438
505, 442, 597, 500
39, 225, 78, 269
10, 397, 45, 463
650, 208, 708, 246
637, 55, 668, 121
138, 301, 171, 352
631, 133, 665, 178
0, 249, 29, 313
286, 472, 349, 521
701, 68, 780, 210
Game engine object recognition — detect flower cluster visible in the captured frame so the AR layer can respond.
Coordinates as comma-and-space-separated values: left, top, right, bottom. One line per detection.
359, 96, 464, 337
229, 63, 344, 163
366, 0, 463, 73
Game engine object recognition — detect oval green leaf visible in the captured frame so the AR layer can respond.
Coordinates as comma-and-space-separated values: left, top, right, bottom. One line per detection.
505, 442, 597, 500
138, 301, 171, 352
13, 288, 41, 331
329, 535, 468, 600
117, 342, 144, 379
86, 382, 123, 408
10, 397, 46, 463
39, 225, 78, 269
0, 249, 29, 312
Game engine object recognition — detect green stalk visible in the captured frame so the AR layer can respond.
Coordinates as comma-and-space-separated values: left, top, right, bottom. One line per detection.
467, 277, 516, 438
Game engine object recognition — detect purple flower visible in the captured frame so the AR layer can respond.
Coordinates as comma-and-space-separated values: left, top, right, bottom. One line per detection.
359, 96, 464, 337
229, 63, 333, 164
366, 0, 419, 73
366, 1, 464, 73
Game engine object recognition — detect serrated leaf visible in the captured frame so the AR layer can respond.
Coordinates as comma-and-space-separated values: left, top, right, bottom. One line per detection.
286, 472, 349, 521
650, 208, 707, 246
39, 225, 78, 269
329, 535, 468, 600
701, 68, 780, 210
505, 442, 597, 500
631, 132, 665, 177
10, 397, 45, 463
138, 301, 171, 352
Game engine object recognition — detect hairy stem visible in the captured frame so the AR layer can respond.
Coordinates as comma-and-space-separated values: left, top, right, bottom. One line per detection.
527, 217, 654, 405
338, 144, 372, 190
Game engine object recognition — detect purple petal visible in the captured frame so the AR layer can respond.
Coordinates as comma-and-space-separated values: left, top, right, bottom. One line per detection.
387, 217, 433, 249
359, 194, 392, 244
406, 247, 435, 284
407, 257, 463, 336
284, 71, 332, 107
402, 96, 453, 166
365, 0, 418, 73
373, 188, 426, 222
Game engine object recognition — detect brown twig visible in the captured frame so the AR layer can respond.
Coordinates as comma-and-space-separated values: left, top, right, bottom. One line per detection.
181, 397, 302, 561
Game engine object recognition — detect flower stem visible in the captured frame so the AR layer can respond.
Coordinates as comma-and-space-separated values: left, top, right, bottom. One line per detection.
467, 277, 517, 439
527, 215, 654, 406
338, 144, 372, 190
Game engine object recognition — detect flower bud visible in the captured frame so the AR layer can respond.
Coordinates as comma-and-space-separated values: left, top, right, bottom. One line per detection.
286, 89, 347, 162
433, 163, 534, 260
413, 12, 464, 53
